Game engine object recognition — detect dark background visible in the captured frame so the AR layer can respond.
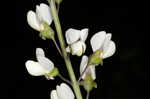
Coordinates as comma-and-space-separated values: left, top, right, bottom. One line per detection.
7, 0, 149, 99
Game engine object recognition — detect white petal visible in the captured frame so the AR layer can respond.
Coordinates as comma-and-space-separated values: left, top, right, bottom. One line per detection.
80, 28, 89, 42
102, 33, 112, 51
57, 83, 74, 99
102, 41, 116, 59
25, 60, 48, 76
80, 55, 88, 79
71, 41, 86, 56
36, 5, 41, 22
27, 11, 40, 31
37, 57, 54, 73
90, 31, 106, 52
36, 48, 45, 58
51, 90, 58, 99
66, 46, 70, 53
89, 66, 96, 80
36, 3, 53, 25
82, 41, 86, 53
65, 28, 80, 44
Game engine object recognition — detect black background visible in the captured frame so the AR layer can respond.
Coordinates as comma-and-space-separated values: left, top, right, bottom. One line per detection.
7, 0, 149, 99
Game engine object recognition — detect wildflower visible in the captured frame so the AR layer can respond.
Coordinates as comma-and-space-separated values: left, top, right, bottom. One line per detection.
25, 48, 58, 79
27, 3, 54, 40
89, 31, 116, 65
51, 83, 74, 99
65, 28, 88, 56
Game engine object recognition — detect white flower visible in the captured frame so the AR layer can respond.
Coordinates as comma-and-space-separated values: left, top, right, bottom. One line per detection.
25, 48, 54, 79
90, 31, 116, 59
27, 3, 52, 31
65, 28, 88, 56
80, 55, 96, 80
51, 83, 74, 99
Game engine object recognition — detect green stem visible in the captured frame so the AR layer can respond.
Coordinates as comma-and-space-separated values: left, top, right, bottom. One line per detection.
52, 39, 63, 57
58, 74, 72, 85
86, 91, 90, 99
49, 0, 83, 99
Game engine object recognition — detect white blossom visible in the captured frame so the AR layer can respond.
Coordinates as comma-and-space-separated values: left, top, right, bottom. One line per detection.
80, 55, 96, 80
51, 83, 74, 99
90, 31, 116, 59
27, 3, 52, 31
65, 28, 88, 56
25, 48, 54, 79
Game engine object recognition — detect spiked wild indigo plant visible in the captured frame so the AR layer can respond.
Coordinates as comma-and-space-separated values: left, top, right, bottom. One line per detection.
25, 0, 116, 99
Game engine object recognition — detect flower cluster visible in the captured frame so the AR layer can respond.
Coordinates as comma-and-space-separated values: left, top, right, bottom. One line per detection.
26, 1, 116, 99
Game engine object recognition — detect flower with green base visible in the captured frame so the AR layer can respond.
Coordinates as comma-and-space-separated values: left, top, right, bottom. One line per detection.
25, 48, 58, 80
89, 31, 116, 66
65, 28, 88, 56
51, 83, 75, 99
27, 3, 54, 40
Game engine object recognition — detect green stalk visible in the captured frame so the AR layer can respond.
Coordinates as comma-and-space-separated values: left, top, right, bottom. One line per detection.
48, 0, 83, 99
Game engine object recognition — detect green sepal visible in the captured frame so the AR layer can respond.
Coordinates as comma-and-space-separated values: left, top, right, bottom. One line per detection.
55, 0, 63, 4
89, 49, 103, 66
80, 75, 97, 92
45, 67, 59, 77
40, 22, 55, 40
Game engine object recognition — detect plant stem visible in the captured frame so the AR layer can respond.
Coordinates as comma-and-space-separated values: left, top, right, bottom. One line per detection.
52, 39, 63, 57
58, 74, 72, 85
86, 91, 90, 99
49, 0, 83, 99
